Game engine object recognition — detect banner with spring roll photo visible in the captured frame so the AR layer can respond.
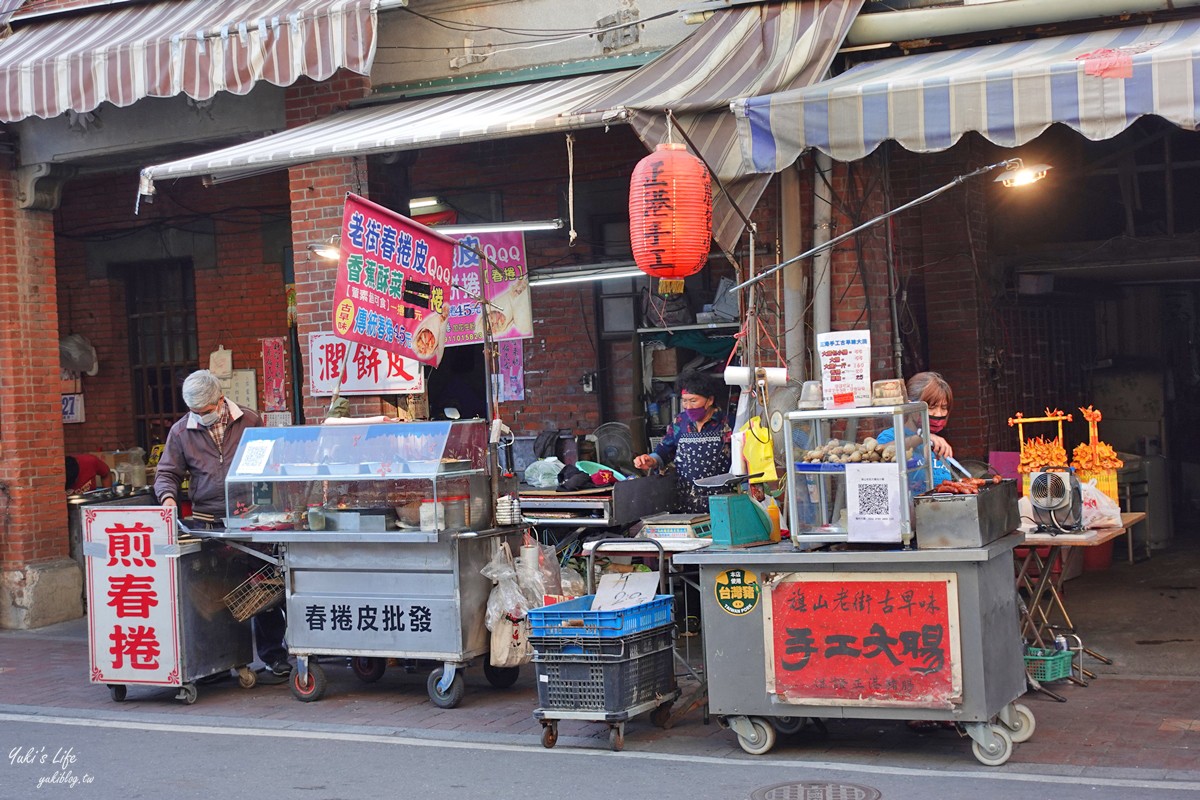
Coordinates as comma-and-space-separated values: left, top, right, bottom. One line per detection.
332, 194, 457, 367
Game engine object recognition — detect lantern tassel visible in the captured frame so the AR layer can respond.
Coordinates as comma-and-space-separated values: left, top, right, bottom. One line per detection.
566, 134, 578, 247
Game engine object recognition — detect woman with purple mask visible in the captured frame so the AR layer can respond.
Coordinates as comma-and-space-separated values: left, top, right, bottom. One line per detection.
876, 371, 955, 491
634, 369, 732, 514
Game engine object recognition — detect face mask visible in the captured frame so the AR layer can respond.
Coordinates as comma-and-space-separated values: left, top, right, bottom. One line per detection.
193, 409, 220, 427
928, 416, 948, 434
685, 406, 708, 423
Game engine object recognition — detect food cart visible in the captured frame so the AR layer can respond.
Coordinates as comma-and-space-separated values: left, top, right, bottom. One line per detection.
674, 403, 1034, 766
195, 418, 526, 707
84, 505, 258, 704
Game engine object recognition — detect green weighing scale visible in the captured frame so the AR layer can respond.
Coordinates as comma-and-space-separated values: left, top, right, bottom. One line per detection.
694, 472, 773, 547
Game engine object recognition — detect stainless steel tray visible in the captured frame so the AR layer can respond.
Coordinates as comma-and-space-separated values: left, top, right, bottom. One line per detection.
913, 479, 1019, 549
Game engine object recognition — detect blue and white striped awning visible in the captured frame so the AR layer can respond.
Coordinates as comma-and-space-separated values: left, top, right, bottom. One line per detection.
733, 18, 1200, 171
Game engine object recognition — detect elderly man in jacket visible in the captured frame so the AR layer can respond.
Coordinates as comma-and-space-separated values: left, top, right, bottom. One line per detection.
154, 369, 290, 685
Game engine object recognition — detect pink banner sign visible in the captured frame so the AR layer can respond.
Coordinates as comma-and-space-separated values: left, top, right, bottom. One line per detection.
309, 333, 424, 396
497, 339, 525, 402
261, 336, 287, 412
446, 231, 533, 347
333, 194, 456, 367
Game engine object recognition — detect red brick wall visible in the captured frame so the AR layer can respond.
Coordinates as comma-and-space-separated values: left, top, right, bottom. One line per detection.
0, 166, 68, 567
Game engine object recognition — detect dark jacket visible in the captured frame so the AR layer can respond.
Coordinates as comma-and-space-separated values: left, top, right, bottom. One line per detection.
154, 400, 261, 517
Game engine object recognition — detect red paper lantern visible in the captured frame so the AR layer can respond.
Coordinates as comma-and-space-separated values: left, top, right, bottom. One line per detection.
629, 142, 712, 294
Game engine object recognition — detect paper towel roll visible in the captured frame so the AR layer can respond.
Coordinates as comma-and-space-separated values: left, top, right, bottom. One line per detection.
723, 366, 789, 387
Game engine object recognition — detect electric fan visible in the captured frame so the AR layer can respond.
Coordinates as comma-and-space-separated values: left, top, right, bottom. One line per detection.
592, 422, 636, 476
1028, 467, 1083, 532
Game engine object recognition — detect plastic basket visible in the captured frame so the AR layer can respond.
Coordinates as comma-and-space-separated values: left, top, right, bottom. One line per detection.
526, 594, 673, 638
223, 563, 284, 622
531, 624, 675, 661
1024, 646, 1074, 682
533, 630, 675, 713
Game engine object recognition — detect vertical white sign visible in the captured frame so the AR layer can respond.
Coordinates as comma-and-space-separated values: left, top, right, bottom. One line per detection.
816, 330, 871, 409
845, 462, 903, 543
86, 507, 181, 687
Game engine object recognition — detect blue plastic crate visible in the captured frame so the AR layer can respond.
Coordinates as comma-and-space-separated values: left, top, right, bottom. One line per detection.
527, 595, 674, 638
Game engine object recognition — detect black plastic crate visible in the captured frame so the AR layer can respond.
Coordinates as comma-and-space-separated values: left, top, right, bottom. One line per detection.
531, 624, 675, 662
533, 630, 675, 713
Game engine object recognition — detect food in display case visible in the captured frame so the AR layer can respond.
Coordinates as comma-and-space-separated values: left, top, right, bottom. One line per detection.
224, 420, 491, 534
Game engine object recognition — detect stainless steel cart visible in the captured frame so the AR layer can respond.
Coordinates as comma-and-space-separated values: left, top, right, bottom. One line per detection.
674, 534, 1034, 766
86, 514, 257, 705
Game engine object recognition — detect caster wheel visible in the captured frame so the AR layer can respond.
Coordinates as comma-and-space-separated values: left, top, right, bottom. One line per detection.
483, 661, 520, 689
179, 684, 198, 705
427, 667, 465, 709
650, 703, 673, 729
350, 657, 386, 684
237, 667, 257, 689
290, 663, 327, 702
609, 725, 625, 752
108, 684, 127, 702
541, 724, 558, 749
972, 725, 1014, 767
1002, 703, 1036, 743
771, 716, 806, 735
737, 717, 777, 755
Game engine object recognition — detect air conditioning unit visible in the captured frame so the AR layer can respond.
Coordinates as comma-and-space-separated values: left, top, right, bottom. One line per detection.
1028, 468, 1083, 532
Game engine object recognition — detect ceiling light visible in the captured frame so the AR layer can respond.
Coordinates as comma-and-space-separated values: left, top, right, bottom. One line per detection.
434, 219, 564, 235
306, 235, 341, 261
994, 159, 1052, 188
528, 264, 644, 288
408, 196, 444, 211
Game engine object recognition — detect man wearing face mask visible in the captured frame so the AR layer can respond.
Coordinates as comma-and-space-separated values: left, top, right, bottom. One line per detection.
875, 371, 955, 491
155, 369, 291, 685
634, 369, 732, 514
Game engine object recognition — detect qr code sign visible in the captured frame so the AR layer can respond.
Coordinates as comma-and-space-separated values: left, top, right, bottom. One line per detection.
856, 483, 891, 517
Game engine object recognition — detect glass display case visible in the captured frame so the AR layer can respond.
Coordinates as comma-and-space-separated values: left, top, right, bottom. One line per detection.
783, 402, 934, 548
224, 420, 491, 537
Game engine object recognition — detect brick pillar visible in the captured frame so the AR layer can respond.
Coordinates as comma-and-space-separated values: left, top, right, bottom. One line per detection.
284, 72, 393, 424
0, 165, 78, 629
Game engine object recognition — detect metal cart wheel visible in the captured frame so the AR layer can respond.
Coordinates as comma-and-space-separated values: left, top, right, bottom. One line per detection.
426, 666, 465, 708
650, 702, 673, 729
1000, 703, 1036, 743
971, 725, 1014, 767
178, 683, 198, 705
736, 717, 777, 755
771, 716, 806, 735
540, 722, 558, 749
291, 662, 327, 702
482, 662, 520, 689
350, 657, 387, 684
107, 684, 126, 702
237, 666, 257, 689
608, 724, 625, 752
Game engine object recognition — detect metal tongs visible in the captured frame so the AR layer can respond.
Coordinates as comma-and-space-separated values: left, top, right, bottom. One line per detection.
942, 454, 974, 480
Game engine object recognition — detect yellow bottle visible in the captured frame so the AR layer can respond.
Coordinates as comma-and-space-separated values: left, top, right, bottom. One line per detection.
765, 495, 782, 543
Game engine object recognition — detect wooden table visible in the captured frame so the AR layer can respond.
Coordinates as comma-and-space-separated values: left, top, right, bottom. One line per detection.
1016, 512, 1146, 687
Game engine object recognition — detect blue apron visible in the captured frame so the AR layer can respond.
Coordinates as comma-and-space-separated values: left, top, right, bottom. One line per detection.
675, 426, 729, 514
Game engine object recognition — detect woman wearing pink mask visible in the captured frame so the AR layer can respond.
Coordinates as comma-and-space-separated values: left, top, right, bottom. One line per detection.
634, 369, 732, 513
875, 371, 955, 490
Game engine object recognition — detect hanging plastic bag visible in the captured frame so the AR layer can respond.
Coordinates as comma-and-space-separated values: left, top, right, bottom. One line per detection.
739, 415, 778, 484
490, 613, 533, 668
481, 542, 530, 632
525, 457, 565, 488
559, 565, 586, 597
1079, 480, 1122, 529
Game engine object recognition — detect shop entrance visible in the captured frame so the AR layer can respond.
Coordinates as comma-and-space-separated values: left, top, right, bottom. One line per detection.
426, 345, 487, 421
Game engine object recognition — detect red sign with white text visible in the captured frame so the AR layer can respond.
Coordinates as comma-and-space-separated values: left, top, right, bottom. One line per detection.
333, 194, 457, 367
85, 507, 180, 687
765, 573, 962, 708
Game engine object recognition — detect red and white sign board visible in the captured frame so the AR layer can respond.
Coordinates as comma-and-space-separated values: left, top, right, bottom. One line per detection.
86, 507, 181, 687
764, 572, 962, 709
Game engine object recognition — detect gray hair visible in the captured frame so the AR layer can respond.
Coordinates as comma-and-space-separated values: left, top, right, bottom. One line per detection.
181, 370, 223, 410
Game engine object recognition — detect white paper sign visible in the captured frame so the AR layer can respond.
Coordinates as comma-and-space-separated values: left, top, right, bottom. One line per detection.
817, 330, 871, 409
309, 332, 424, 396
590, 571, 661, 611
86, 507, 181, 687
845, 462, 903, 543
234, 439, 274, 475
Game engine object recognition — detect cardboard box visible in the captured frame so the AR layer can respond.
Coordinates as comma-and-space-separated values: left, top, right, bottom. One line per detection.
651, 347, 679, 377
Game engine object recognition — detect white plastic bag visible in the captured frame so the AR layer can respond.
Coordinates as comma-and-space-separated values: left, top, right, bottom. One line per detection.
524, 457, 566, 488
1079, 480, 1122, 529
481, 542, 530, 631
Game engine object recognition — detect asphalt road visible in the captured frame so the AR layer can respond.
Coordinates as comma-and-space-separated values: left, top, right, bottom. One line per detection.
3, 712, 1198, 800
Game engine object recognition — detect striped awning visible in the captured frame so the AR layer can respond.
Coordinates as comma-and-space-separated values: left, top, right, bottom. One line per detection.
734, 18, 1200, 171
0, 0, 377, 123
0, 0, 23, 29
576, 0, 863, 251
139, 70, 629, 195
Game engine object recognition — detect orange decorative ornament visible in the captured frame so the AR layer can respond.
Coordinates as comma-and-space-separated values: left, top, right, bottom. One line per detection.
629, 142, 713, 294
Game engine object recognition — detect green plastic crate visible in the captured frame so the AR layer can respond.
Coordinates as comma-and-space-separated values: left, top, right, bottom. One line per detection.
1024, 647, 1073, 682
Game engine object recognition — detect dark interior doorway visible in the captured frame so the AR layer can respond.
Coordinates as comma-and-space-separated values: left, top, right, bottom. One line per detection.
426, 345, 487, 420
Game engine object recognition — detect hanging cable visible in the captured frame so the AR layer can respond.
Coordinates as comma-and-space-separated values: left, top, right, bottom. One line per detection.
566, 134, 577, 247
